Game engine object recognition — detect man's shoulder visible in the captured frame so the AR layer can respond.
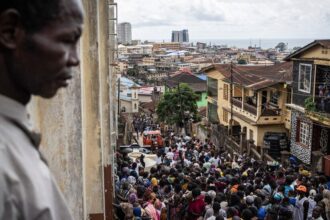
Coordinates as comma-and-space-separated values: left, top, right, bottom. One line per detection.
0, 116, 16, 147
0, 116, 26, 146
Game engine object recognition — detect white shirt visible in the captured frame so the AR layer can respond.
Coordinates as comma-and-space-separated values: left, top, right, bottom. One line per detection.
156, 156, 162, 165
0, 95, 73, 220
166, 151, 174, 160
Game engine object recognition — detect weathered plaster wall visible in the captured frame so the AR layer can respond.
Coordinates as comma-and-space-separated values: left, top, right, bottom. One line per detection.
80, 0, 104, 216
27, 0, 117, 219
28, 65, 83, 220
291, 110, 313, 164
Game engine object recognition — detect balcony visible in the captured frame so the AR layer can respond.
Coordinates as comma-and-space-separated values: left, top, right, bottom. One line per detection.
261, 108, 281, 116
232, 97, 242, 107
257, 103, 283, 124
315, 98, 330, 114
244, 103, 257, 115
232, 97, 257, 115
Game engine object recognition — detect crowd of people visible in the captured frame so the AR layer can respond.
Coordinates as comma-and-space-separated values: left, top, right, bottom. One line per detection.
115, 133, 330, 220
133, 113, 159, 137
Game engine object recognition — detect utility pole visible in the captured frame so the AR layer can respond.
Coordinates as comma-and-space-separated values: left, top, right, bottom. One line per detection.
178, 83, 185, 135
229, 61, 233, 136
117, 77, 121, 114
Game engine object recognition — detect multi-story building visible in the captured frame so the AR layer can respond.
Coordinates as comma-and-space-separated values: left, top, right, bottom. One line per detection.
118, 44, 153, 55
171, 29, 189, 43
205, 62, 292, 148
197, 42, 207, 50
118, 61, 128, 73
142, 56, 156, 66
284, 40, 330, 169
117, 22, 132, 45
153, 42, 181, 51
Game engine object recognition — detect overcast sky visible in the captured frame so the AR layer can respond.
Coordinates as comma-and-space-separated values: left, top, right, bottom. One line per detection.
116, 0, 330, 41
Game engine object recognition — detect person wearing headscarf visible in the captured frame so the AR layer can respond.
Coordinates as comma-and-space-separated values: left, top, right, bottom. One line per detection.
151, 177, 158, 187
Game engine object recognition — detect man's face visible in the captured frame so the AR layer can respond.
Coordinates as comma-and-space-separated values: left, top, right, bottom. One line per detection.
8, 0, 84, 99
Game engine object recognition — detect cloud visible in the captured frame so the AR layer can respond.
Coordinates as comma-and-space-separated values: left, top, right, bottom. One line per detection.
116, 0, 330, 39
134, 20, 173, 28
188, 5, 225, 22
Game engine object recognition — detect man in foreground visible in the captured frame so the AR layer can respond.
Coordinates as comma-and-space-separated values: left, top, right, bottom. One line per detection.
0, 0, 84, 219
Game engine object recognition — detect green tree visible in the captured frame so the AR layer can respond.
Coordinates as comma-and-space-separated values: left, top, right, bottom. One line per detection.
304, 97, 316, 112
127, 64, 139, 77
156, 83, 199, 128
237, 59, 247, 65
275, 42, 287, 52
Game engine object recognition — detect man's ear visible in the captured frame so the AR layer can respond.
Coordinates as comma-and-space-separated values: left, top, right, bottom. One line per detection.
0, 9, 22, 49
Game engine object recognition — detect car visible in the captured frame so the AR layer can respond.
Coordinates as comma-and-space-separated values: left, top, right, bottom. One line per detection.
119, 144, 151, 154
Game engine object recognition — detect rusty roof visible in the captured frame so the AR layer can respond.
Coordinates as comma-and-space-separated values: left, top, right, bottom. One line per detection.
207, 62, 293, 90
166, 72, 207, 92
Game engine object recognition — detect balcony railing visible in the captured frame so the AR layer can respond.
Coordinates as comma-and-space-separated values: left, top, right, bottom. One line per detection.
316, 98, 330, 114
244, 103, 257, 115
261, 108, 281, 116
232, 97, 257, 115
232, 97, 242, 108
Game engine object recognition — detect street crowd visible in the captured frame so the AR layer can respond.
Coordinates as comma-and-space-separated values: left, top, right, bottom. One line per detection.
115, 132, 330, 220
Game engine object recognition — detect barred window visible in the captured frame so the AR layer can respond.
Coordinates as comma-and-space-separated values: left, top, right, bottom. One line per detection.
223, 111, 228, 123
298, 63, 312, 93
299, 122, 310, 146
223, 84, 229, 100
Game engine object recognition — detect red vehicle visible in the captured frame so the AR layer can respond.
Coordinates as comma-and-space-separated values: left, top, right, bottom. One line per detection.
143, 130, 163, 148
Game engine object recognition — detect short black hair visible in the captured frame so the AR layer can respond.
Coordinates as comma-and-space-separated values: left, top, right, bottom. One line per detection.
0, 0, 61, 32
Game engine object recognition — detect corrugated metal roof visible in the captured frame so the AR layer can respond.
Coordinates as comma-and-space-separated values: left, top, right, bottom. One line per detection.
210, 62, 292, 90
166, 72, 207, 92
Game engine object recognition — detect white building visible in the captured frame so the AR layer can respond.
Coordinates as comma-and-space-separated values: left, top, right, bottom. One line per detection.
118, 22, 132, 45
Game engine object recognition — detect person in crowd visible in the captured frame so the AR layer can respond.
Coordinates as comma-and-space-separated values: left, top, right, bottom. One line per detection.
114, 131, 330, 220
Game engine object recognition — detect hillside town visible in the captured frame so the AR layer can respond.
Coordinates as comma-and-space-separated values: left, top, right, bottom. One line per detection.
114, 21, 330, 220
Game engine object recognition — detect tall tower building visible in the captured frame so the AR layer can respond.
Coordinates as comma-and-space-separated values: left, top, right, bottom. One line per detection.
171, 29, 189, 43
117, 22, 132, 45
182, 29, 189, 42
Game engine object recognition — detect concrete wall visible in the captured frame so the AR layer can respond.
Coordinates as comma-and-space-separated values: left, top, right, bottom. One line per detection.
120, 100, 133, 113
28, 68, 83, 219
300, 45, 330, 61
256, 124, 288, 147
28, 0, 117, 219
197, 92, 207, 108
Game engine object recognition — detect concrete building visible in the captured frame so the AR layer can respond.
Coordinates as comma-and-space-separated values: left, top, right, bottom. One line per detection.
118, 22, 132, 45
284, 40, 330, 171
27, 0, 118, 219
171, 29, 189, 43
153, 42, 181, 51
120, 85, 140, 113
197, 42, 207, 50
205, 62, 292, 149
